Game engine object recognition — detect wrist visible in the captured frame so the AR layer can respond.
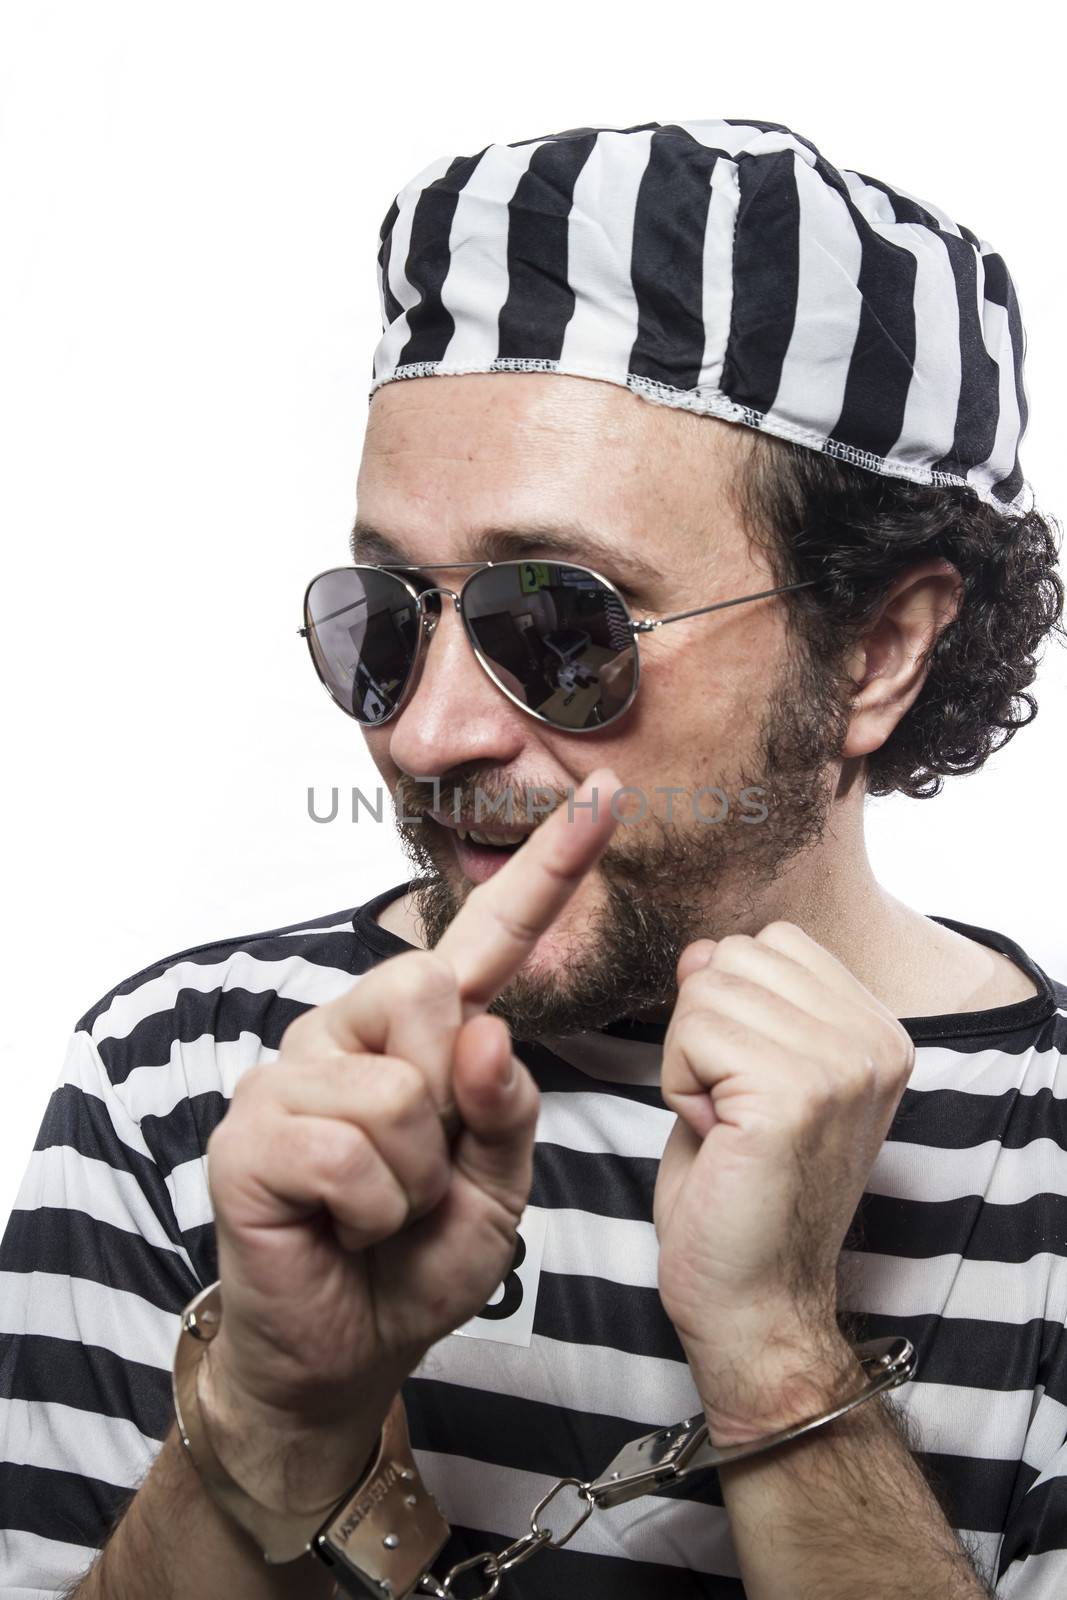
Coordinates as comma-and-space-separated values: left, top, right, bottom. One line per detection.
197, 1338, 388, 1516
685, 1321, 861, 1447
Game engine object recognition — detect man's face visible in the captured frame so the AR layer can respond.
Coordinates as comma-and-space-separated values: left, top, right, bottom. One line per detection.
354, 372, 853, 1036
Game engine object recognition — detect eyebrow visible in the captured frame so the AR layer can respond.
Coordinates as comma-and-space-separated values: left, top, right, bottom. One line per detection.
349, 519, 664, 591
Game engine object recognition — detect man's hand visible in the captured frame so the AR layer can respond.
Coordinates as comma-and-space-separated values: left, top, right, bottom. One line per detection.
653, 919, 915, 1443
201, 767, 620, 1512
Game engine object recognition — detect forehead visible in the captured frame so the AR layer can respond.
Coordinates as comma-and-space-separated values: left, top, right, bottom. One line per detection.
355, 371, 751, 571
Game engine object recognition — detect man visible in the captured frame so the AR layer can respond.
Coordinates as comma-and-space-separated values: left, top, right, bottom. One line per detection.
1, 117, 1065, 1599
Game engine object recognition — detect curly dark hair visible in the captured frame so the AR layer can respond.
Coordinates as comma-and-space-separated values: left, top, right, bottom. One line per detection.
734, 430, 1066, 799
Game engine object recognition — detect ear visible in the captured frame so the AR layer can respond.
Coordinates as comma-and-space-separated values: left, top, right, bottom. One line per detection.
840, 558, 964, 760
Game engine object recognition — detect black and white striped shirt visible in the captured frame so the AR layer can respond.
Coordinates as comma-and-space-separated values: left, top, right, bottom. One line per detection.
2, 884, 1065, 1597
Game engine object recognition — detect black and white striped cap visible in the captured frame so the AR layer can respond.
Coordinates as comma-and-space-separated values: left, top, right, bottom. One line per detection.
371, 119, 1032, 518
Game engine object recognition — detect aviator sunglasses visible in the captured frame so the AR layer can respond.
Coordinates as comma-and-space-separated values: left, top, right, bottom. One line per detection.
300, 559, 819, 735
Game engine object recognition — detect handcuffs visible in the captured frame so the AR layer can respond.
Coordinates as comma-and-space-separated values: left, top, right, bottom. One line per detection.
174, 1280, 916, 1600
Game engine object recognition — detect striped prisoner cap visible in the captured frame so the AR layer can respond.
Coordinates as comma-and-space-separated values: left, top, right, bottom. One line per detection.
371, 119, 1032, 517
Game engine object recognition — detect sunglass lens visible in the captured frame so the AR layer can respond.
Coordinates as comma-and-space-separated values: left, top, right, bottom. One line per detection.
304, 568, 419, 724
461, 562, 637, 730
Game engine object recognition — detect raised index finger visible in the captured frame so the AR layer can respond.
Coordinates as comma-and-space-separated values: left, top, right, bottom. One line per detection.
435, 766, 621, 1017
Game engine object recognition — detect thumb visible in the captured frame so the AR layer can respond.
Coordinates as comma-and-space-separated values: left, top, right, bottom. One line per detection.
450, 1014, 539, 1215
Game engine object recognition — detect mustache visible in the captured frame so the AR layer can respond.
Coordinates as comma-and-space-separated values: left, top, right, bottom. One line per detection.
393, 772, 573, 825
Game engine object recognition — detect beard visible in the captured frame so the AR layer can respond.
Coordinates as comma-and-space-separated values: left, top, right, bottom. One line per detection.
392, 631, 853, 1039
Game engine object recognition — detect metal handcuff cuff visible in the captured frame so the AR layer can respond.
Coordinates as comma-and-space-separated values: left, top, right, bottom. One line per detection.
173, 1280, 916, 1600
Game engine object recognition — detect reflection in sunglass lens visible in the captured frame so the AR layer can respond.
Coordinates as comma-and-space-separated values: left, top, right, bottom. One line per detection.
304, 568, 420, 724
462, 561, 637, 731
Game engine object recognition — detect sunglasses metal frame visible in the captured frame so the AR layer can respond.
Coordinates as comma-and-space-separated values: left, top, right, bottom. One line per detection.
299, 559, 820, 734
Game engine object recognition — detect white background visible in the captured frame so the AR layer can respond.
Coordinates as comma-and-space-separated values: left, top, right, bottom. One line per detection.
1, 0, 1064, 1228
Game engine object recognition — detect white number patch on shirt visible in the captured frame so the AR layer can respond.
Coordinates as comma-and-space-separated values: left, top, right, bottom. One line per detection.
452, 1205, 548, 1348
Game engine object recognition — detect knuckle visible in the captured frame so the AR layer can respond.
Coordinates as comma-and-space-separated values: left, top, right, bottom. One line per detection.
673, 1008, 714, 1055
709, 933, 754, 967
817, 1057, 850, 1102
303, 1051, 365, 1111
681, 963, 746, 1008
849, 1051, 880, 1089
314, 1051, 433, 1130
710, 966, 754, 994
312, 1119, 379, 1189
857, 1019, 914, 1086
757, 919, 804, 946
378, 1053, 435, 1119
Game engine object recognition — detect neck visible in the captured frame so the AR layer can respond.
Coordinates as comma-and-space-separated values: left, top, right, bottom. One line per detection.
631, 763, 1034, 1023
626, 842, 893, 1025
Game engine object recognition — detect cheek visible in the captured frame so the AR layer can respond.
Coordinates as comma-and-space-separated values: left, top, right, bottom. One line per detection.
641, 625, 776, 741
585, 621, 788, 805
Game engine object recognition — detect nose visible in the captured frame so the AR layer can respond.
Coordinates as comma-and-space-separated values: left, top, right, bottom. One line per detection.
385, 595, 530, 780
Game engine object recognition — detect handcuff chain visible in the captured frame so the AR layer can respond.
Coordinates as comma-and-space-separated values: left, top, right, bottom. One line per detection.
413, 1335, 917, 1600
417, 1475, 594, 1600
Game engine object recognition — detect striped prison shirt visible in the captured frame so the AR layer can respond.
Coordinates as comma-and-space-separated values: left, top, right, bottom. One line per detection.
1, 882, 1066, 1597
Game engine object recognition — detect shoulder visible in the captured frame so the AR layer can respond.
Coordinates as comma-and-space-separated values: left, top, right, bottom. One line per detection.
73, 902, 392, 1103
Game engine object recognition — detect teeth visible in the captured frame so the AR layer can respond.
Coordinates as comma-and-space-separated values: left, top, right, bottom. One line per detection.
457, 826, 527, 847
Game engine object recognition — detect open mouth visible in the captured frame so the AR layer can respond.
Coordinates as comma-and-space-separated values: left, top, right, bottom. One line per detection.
454, 826, 526, 849
427, 813, 532, 882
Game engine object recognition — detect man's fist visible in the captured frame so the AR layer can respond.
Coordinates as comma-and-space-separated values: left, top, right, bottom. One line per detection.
199, 768, 621, 1513
653, 920, 915, 1442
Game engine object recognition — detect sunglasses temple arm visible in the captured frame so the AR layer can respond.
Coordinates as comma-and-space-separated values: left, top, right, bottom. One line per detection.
633, 578, 819, 632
